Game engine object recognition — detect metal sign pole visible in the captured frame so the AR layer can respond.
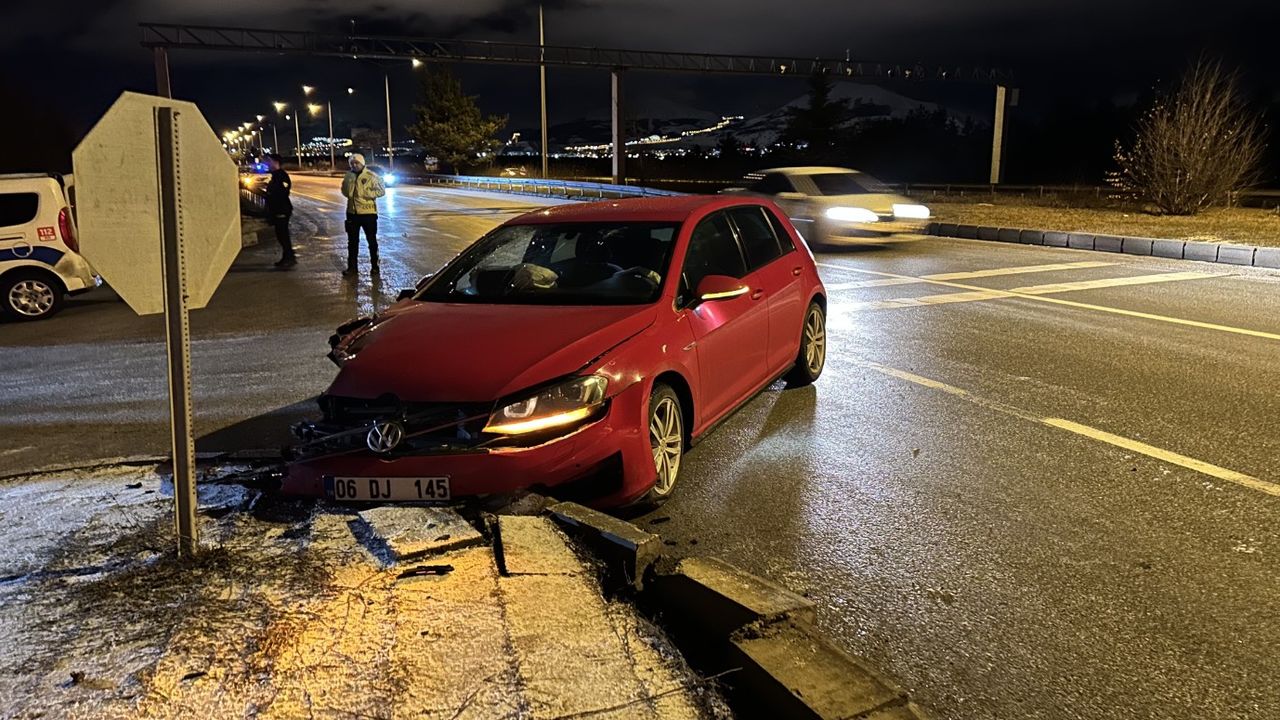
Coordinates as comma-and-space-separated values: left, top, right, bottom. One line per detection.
156, 106, 199, 557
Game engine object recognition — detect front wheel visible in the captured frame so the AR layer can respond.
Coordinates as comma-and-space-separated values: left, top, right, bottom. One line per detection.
785, 301, 826, 387
641, 383, 684, 507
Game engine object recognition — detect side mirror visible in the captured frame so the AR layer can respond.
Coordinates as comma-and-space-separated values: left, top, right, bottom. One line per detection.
398, 273, 433, 301
695, 275, 749, 303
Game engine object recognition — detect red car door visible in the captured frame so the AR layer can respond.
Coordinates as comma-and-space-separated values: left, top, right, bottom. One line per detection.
677, 211, 769, 425
726, 205, 806, 375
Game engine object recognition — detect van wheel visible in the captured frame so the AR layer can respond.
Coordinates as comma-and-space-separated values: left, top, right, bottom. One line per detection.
1, 270, 64, 321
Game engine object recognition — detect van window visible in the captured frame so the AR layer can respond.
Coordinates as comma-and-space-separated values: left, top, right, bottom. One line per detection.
0, 193, 39, 227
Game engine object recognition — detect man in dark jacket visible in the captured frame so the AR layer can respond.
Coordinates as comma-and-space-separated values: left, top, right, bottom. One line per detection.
265, 154, 296, 269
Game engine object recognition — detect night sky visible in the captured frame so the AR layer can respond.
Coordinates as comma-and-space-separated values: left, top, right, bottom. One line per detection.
1, 0, 1275, 162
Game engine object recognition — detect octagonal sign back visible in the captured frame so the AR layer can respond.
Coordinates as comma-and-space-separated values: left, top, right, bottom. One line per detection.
73, 92, 241, 315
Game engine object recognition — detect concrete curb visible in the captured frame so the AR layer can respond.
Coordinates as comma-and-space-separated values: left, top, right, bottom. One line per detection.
545, 502, 924, 720
930, 222, 1279, 269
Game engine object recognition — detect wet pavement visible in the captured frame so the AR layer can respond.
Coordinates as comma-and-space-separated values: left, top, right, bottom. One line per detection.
3, 176, 1280, 719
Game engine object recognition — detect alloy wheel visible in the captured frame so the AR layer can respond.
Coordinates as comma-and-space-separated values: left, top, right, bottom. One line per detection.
649, 396, 683, 495
9, 279, 56, 318
803, 306, 826, 375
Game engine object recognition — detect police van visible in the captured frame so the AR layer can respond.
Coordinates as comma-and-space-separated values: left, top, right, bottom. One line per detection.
0, 173, 96, 321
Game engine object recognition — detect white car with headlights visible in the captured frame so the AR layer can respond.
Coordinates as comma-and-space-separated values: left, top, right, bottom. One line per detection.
730, 166, 931, 246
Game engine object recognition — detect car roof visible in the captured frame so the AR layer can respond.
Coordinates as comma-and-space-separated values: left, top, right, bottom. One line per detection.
509, 194, 767, 224
754, 166, 862, 176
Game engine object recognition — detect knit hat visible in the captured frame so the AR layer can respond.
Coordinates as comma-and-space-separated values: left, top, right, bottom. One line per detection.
350, 153, 366, 165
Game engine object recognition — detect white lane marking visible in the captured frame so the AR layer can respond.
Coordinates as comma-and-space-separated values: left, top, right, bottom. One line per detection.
923, 260, 1114, 281
0, 446, 34, 457
819, 263, 1280, 341
840, 271, 1218, 311
1009, 271, 1220, 295
824, 277, 923, 291
1043, 419, 1280, 497
856, 360, 1279, 497
292, 191, 345, 207
845, 290, 1011, 310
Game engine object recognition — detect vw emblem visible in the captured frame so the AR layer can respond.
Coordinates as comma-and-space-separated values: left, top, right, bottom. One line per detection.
366, 421, 405, 454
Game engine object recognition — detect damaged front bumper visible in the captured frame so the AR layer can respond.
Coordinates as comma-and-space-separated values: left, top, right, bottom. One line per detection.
281, 382, 654, 507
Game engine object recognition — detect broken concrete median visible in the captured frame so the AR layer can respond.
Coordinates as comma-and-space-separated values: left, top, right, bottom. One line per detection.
0, 463, 727, 719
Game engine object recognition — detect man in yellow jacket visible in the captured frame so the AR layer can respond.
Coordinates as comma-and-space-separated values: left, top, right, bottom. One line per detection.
340, 153, 386, 276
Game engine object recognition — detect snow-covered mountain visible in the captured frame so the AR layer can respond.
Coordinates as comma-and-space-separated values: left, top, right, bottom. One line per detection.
724, 83, 942, 149
532, 83, 959, 152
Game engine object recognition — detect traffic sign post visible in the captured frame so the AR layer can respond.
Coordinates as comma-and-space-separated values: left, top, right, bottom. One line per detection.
73, 92, 240, 558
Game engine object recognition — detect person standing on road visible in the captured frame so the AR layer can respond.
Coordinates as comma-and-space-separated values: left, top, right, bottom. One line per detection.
265, 154, 296, 269
340, 153, 386, 276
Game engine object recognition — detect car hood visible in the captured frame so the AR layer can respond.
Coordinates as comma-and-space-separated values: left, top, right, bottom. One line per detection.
805, 192, 918, 215
328, 302, 657, 402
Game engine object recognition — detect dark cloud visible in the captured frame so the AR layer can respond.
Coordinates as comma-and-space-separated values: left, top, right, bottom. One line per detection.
1, 0, 1275, 143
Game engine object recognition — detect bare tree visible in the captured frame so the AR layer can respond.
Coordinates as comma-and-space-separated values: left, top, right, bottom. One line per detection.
1113, 58, 1267, 215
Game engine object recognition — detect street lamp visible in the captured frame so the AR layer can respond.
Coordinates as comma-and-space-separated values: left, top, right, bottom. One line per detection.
302, 84, 315, 96
308, 102, 336, 173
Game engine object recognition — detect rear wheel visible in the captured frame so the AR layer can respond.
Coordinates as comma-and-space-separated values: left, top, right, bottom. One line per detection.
641, 383, 684, 507
1, 270, 64, 321
785, 301, 826, 387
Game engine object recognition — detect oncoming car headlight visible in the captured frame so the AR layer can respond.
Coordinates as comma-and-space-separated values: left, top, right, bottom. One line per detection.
484, 375, 608, 435
892, 203, 931, 219
825, 206, 879, 223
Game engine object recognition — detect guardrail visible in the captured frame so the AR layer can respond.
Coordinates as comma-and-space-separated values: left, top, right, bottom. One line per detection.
420, 173, 685, 200
880, 182, 1280, 208
239, 185, 268, 215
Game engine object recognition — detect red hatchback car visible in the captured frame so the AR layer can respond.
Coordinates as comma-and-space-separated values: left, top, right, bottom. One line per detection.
284, 195, 826, 507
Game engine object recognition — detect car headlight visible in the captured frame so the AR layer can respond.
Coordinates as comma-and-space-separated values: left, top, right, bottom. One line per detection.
825, 206, 879, 223
383, 173, 398, 186
484, 375, 608, 435
893, 203, 931, 219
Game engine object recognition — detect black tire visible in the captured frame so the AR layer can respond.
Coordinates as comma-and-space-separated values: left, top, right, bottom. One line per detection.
1, 270, 65, 322
785, 301, 826, 387
639, 383, 685, 508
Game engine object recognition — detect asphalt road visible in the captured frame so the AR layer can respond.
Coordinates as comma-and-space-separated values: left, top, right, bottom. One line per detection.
4, 175, 1280, 719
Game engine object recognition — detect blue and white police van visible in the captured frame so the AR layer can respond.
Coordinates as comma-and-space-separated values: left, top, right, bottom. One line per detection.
0, 174, 96, 321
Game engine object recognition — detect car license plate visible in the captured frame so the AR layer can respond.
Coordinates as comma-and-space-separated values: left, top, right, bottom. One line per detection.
327, 476, 451, 502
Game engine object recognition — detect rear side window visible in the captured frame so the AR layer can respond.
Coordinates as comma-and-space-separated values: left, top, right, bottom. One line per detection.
0, 193, 39, 227
728, 206, 785, 270
764, 209, 796, 253
679, 212, 746, 306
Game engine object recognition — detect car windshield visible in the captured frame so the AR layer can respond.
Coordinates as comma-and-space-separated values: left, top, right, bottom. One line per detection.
808, 172, 889, 196
419, 221, 680, 305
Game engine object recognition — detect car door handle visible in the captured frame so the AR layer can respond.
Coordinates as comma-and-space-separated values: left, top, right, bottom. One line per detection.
751, 289, 765, 300
792, 266, 803, 276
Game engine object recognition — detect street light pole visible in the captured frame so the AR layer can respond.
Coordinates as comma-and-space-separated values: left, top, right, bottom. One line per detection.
328, 100, 336, 174
539, 2, 549, 178
272, 124, 279, 155
293, 112, 302, 170
384, 73, 395, 172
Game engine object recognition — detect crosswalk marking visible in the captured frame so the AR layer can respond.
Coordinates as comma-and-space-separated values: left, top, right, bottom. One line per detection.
922, 260, 1114, 281
1009, 271, 1219, 295
820, 262, 1280, 342
827, 264, 1223, 313
824, 277, 922, 291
